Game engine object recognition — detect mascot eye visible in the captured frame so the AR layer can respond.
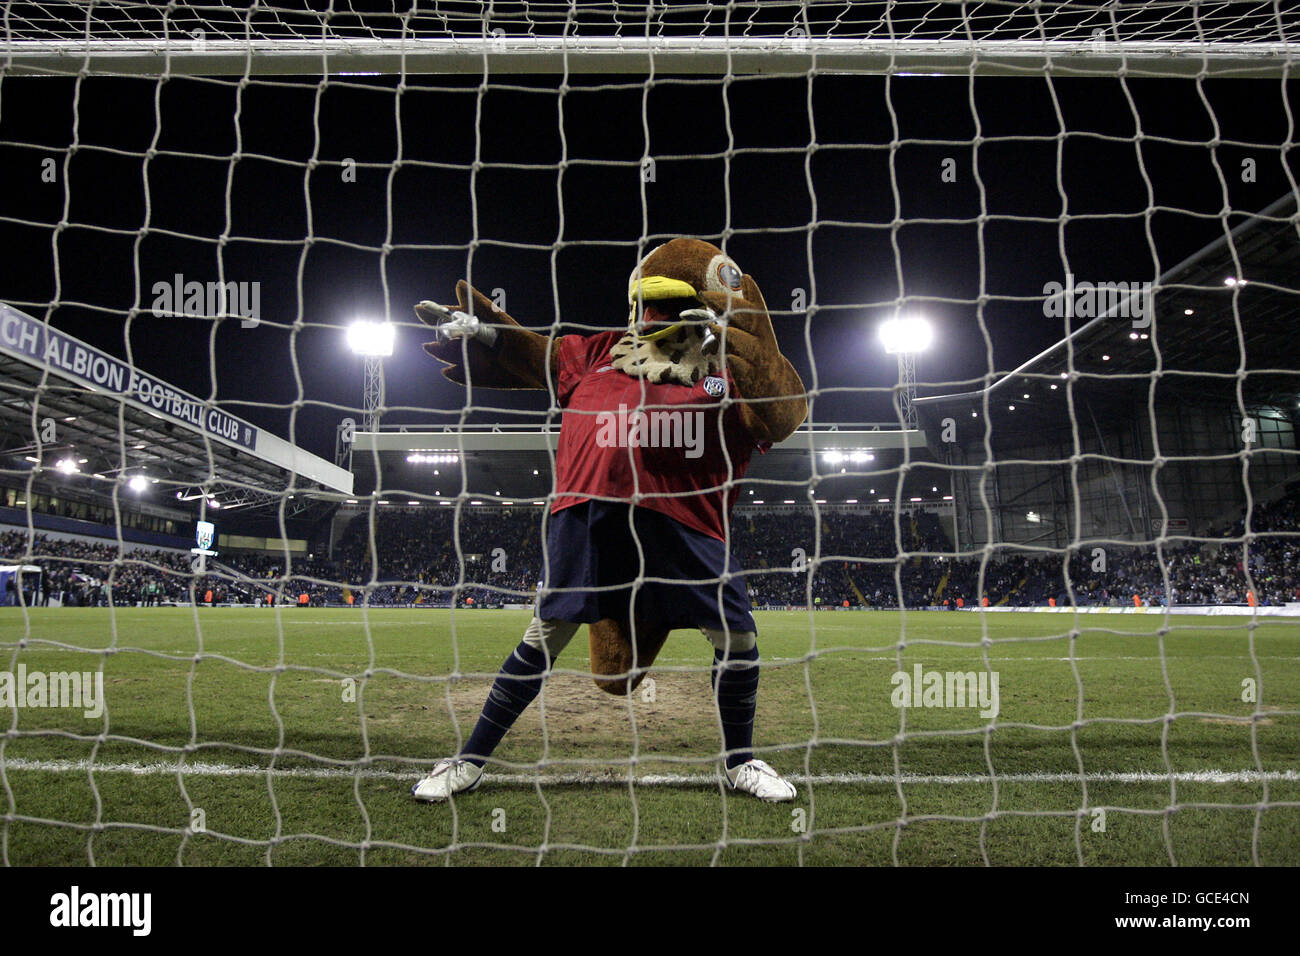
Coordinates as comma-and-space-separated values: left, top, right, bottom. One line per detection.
717, 263, 743, 291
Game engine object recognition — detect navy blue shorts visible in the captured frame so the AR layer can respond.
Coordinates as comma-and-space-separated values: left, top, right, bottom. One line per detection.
536, 501, 757, 634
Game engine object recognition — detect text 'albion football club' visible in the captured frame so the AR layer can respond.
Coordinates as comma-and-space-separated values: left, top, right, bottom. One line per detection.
0, 304, 257, 450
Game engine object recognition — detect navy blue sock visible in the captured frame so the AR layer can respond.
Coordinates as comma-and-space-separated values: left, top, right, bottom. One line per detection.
712, 645, 760, 770
460, 641, 550, 767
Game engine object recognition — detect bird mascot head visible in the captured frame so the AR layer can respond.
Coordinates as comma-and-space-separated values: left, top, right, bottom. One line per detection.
612, 238, 754, 387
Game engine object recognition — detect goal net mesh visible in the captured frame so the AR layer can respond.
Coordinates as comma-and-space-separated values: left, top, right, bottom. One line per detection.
0, 1, 1297, 866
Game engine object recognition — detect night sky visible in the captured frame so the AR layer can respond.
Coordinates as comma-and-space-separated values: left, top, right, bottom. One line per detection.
2, 69, 1297, 460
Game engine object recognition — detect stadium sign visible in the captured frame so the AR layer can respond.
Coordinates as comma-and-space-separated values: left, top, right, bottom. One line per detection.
192, 520, 218, 556
0, 303, 257, 450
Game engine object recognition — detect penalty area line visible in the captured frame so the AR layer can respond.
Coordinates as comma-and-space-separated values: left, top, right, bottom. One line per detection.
1, 759, 1296, 786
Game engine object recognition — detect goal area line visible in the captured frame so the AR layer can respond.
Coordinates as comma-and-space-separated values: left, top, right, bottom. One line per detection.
3, 759, 1295, 787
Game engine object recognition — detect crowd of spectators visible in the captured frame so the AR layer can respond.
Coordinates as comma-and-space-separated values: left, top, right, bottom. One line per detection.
2, 485, 1297, 609
334, 508, 543, 606
0, 529, 192, 607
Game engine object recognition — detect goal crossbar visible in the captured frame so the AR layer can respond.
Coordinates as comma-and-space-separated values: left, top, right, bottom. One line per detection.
2, 37, 1295, 78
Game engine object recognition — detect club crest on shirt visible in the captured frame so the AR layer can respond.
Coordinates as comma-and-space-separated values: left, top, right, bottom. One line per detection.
702, 375, 727, 397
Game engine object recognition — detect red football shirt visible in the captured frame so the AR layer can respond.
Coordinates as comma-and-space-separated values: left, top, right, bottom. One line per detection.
551, 329, 763, 541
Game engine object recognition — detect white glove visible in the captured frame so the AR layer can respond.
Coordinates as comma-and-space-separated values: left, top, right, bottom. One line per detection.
418, 300, 499, 348
680, 306, 724, 353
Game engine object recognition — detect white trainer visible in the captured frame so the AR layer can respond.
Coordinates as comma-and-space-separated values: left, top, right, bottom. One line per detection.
411, 758, 484, 802
725, 759, 797, 802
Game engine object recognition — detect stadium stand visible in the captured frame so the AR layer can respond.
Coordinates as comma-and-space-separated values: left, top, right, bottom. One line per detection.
8, 477, 1297, 609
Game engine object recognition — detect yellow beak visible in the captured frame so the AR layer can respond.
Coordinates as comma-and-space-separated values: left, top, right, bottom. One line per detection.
628, 276, 699, 341
628, 275, 697, 303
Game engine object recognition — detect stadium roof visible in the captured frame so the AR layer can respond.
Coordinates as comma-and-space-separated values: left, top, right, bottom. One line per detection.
348, 421, 948, 504
915, 191, 1300, 448
0, 303, 353, 519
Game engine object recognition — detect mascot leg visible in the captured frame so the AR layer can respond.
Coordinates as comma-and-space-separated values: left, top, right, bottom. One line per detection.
457, 617, 578, 765
702, 627, 760, 770
588, 618, 670, 695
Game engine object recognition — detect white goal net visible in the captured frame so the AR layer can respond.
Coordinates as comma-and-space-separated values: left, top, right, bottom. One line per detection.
0, 1, 1298, 868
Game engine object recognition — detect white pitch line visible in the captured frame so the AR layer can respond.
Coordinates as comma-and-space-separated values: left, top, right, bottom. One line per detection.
666, 655, 1300, 664
1, 759, 1295, 786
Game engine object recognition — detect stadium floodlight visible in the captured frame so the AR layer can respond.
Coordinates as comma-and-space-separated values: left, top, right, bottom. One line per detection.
55, 457, 78, 474
879, 315, 932, 429
346, 320, 395, 357
347, 320, 395, 432
128, 475, 148, 493
878, 315, 933, 355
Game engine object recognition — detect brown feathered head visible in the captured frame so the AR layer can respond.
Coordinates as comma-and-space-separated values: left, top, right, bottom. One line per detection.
625, 238, 748, 342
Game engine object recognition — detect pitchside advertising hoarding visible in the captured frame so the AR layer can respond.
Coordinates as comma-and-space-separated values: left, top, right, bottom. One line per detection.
0, 303, 257, 450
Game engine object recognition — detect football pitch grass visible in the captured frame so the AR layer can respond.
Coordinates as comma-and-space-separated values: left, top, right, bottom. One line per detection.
0, 607, 1296, 866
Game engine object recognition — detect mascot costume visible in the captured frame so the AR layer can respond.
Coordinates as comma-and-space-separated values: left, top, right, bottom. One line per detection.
411, 238, 807, 802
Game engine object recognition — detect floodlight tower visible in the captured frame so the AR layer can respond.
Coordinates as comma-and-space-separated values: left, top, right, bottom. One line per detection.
878, 315, 933, 429
347, 320, 396, 433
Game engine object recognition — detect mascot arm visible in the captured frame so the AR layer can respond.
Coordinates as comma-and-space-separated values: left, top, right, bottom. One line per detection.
697, 276, 808, 443
417, 280, 559, 390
